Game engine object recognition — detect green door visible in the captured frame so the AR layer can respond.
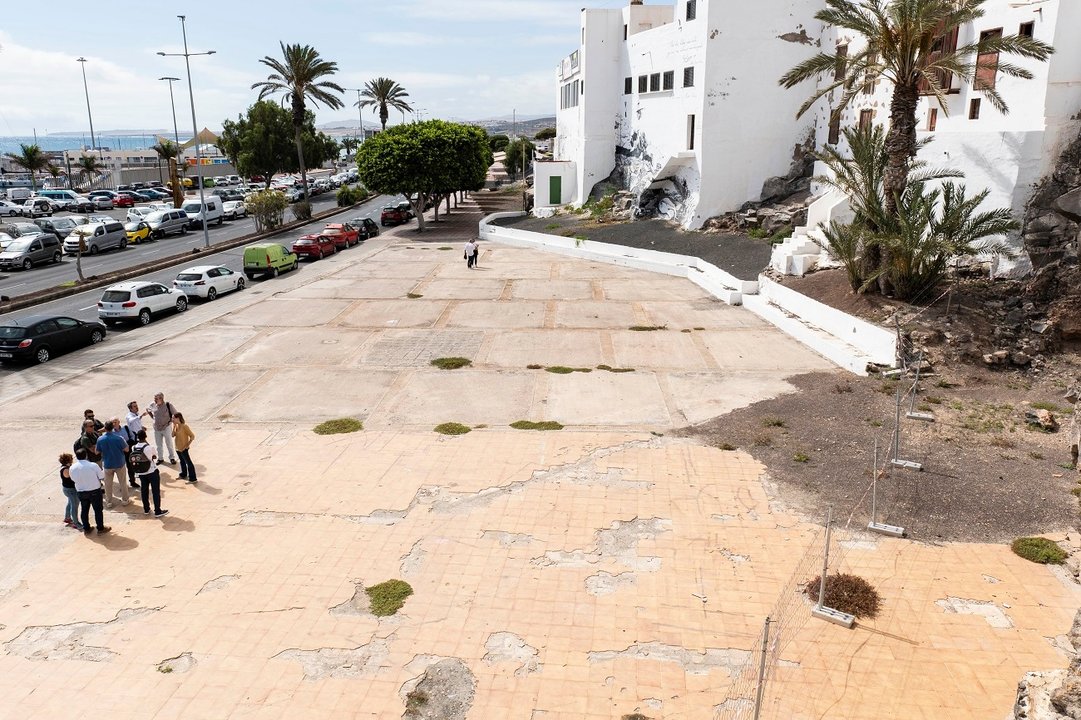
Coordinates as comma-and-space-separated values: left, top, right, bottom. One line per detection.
549, 175, 562, 205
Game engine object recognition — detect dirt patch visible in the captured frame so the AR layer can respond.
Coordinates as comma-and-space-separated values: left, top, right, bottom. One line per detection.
401, 657, 476, 720
679, 371, 1080, 543
494, 214, 771, 281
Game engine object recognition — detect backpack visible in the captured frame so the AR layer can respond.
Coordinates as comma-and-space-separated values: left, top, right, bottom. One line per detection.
130, 444, 152, 474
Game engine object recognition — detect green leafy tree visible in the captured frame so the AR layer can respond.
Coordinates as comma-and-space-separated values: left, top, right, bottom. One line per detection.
356, 77, 412, 131
6, 144, 48, 191
780, 0, 1053, 220
357, 120, 491, 232
252, 42, 344, 200
75, 154, 105, 190
246, 189, 289, 232
503, 138, 535, 180
218, 102, 338, 189
488, 134, 509, 153
534, 127, 556, 141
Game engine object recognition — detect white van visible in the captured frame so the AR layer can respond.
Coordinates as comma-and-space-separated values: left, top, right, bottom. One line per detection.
181, 197, 224, 228
37, 189, 86, 210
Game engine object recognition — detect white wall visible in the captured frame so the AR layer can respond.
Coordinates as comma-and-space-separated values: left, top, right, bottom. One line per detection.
534, 161, 577, 207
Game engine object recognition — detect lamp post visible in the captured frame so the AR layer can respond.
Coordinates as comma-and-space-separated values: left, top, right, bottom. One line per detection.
76, 57, 103, 189
158, 16, 215, 250
158, 76, 182, 146
344, 88, 365, 146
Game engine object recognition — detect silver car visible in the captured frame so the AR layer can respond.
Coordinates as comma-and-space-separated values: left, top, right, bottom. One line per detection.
144, 209, 190, 238
0, 235, 63, 270
63, 220, 127, 256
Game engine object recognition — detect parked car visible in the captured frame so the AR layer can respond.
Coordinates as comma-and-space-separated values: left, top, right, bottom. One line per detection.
125, 221, 152, 245
243, 242, 298, 279
222, 200, 247, 220
5, 222, 47, 239
112, 193, 135, 208
34, 216, 81, 239
139, 188, 170, 200
292, 234, 337, 261
0, 234, 63, 270
90, 195, 114, 210
97, 281, 188, 326
380, 205, 409, 226
349, 217, 380, 240
182, 197, 224, 228
0, 315, 106, 364
144, 209, 190, 238
127, 207, 156, 223
320, 223, 359, 249
36, 189, 91, 212
396, 201, 416, 218
0, 200, 21, 217
18, 197, 54, 218
63, 220, 127, 256
173, 265, 245, 300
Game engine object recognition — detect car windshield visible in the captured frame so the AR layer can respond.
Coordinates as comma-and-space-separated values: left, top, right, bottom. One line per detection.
145, 212, 166, 223
124, 222, 145, 231
100, 290, 130, 303
175, 273, 203, 281
295, 239, 312, 245
5, 239, 32, 252
0, 326, 28, 339
182, 204, 200, 213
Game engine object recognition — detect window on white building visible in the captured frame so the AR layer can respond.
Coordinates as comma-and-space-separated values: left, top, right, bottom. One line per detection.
683, 66, 694, 88
560, 81, 580, 109
969, 98, 981, 120
649, 73, 661, 92
1019, 21, 1034, 38
686, 0, 697, 21
624, 24, 628, 40
919, 26, 959, 95
858, 109, 873, 131
827, 112, 841, 145
835, 44, 847, 81
975, 28, 1002, 90
687, 114, 696, 150
663, 71, 674, 90
927, 108, 938, 131
638, 75, 648, 93
624, 77, 633, 94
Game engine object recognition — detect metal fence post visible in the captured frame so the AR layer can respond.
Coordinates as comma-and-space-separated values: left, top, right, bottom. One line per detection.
752, 616, 771, 720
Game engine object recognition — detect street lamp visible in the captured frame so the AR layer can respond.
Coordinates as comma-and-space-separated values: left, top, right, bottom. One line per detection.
158, 76, 182, 146
344, 88, 365, 146
76, 57, 103, 188
158, 16, 215, 250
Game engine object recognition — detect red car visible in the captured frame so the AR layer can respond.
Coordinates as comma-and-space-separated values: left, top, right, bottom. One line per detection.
380, 205, 409, 226
112, 194, 135, 208
292, 234, 337, 261
320, 223, 359, 250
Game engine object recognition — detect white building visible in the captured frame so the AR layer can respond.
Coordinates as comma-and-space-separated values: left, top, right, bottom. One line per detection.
541, 0, 825, 229
544, 0, 1081, 271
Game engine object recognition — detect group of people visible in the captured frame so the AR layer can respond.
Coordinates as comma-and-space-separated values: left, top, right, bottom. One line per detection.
463, 239, 482, 269
60, 392, 198, 536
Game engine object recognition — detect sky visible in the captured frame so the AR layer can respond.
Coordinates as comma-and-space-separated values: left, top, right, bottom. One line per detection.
0, 0, 635, 137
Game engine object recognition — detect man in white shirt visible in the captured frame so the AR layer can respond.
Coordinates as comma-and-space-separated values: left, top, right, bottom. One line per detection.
70, 448, 111, 536
124, 401, 148, 489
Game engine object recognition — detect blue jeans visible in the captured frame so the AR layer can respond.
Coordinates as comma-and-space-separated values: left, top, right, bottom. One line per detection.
178, 449, 197, 481
62, 486, 83, 529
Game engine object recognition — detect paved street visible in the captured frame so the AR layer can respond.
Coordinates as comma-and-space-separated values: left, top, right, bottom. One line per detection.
0, 199, 1075, 720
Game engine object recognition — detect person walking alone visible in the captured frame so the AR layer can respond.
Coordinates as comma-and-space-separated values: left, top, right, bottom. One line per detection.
173, 412, 198, 484
147, 393, 178, 466
70, 448, 110, 537
58, 453, 83, 531
472, 240, 481, 268
96, 419, 130, 508
130, 430, 167, 517
464, 239, 477, 269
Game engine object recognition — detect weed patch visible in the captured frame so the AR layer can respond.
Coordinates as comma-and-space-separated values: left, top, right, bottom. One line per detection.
804, 574, 881, 618
545, 223, 561, 230
718, 443, 736, 451
313, 418, 363, 435
510, 420, 564, 431
434, 422, 472, 435
752, 434, 772, 447
628, 325, 666, 332
989, 437, 1015, 449
545, 365, 592, 374
596, 364, 635, 373
406, 292, 423, 299
1011, 537, 1067, 564
762, 417, 786, 428
365, 579, 413, 616
1031, 401, 1065, 413
431, 357, 472, 370
832, 382, 853, 394
526, 364, 543, 370
793, 452, 810, 463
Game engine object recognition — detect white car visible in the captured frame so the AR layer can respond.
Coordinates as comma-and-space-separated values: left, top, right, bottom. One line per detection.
172, 265, 245, 300
97, 281, 188, 327
222, 200, 247, 220
18, 198, 54, 218
0, 200, 21, 217
127, 207, 154, 222
91, 196, 114, 210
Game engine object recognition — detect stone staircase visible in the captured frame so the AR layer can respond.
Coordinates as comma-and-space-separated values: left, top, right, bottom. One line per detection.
769, 188, 851, 277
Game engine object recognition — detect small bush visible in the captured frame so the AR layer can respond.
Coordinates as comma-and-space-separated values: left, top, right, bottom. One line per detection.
935, 379, 956, 389
291, 200, 313, 221
1028, 451, 1044, 460
431, 357, 472, 370
868, 419, 883, 427
406, 292, 423, 299
438, 246, 452, 250
434, 422, 472, 435
629, 325, 666, 332
1011, 537, 1067, 564
718, 443, 736, 451
989, 436, 1015, 449
313, 418, 363, 435
762, 417, 786, 428
832, 382, 853, 394
365, 579, 413, 616
1031, 401, 1065, 413
526, 364, 543, 370
793, 452, 810, 463
510, 420, 564, 431
925, 396, 943, 404
336, 186, 358, 206
752, 434, 772, 447
804, 573, 881, 618
747, 227, 769, 239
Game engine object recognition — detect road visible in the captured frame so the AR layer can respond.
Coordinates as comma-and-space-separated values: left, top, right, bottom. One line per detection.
0, 192, 395, 325
0, 186, 394, 300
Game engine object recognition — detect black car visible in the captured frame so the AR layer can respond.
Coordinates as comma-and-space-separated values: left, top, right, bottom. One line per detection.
0, 315, 106, 365
35, 216, 81, 239
350, 217, 380, 239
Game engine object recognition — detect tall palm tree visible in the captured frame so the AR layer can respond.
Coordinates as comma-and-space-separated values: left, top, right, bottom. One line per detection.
45, 163, 63, 189
780, 0, 1053, 217
5, 143, 48, 191
252, 42, 344, 200
151, 140, 182, 200
76, 155, 105, 190
356, 77, 412, 132
151, 139, 180, 162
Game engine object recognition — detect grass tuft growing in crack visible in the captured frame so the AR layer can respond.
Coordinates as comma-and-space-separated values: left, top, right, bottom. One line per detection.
434, 422, 472, 435
545, 366, 592, 374
596, 364, 635, 373
431, 357, 472, 370
628, 325, 666, 332
510, 420, 564, 431
313, 418, 363, 435
365, 579, 413, 616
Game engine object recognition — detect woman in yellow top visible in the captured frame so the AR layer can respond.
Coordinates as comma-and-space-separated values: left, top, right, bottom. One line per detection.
172, 412, 198, 483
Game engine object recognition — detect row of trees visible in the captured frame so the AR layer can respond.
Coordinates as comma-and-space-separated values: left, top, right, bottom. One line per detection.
4, 143, 116, 191
217, 101, 338, 189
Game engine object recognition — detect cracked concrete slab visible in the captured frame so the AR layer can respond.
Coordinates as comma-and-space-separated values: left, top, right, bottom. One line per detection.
534, 517, 672, 571
3, 607, 157, 662
198, 574, 239, 594
588, 642, 751, 678
400, 657, 476, 720
935, 597, 1015, 629
480, 531, 534, 548
329, 581, 372, 617
585, 570, 638, 596
274, 637, 392, 681
483, 632, 541, 676
157, 651, 195, 674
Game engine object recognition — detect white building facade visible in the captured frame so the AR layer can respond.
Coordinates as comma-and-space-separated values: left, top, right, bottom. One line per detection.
546, 0, 1081, 263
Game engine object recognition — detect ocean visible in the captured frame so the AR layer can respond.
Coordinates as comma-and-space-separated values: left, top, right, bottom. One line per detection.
0, 134, 190, 155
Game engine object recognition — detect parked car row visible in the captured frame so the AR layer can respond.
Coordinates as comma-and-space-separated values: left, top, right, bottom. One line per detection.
290, 220, 378, 261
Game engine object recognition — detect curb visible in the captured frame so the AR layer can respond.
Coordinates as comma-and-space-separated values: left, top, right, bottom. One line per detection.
0, 196, 381, 315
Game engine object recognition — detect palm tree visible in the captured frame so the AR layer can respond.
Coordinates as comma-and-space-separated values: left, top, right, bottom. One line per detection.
45, 163, 63, 189
5, 143, 48, 191
356, 77, 412, 132
252, 42, 344, 200
151, 139, 180, 162
341, 136, 358, 157
780, 0, 1053, 217
76, 155, 105, 190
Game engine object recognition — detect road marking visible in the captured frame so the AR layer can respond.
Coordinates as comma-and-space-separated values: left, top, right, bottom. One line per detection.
79, 305, 97, 311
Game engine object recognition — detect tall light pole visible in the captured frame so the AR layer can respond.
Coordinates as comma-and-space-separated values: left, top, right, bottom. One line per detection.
344, 88, 365, 146
158, 16, 215, 250
76, 57, 103, 179
158, 76, 182, 146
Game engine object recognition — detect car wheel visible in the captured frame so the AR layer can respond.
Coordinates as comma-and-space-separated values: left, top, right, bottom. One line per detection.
90, 329, 104, 344
217, 217, 223, 226
181, 225, 188, 235
138, 308, 152, 326
52, 252, 61, 264
120, 238, 128, 249
176, 296, 188, 313
206, 287, 217, 301
270, 267, 279, 278
152, 230, 162, 240
244, 272, 255, 280
21, 258, 32, 270
89, 244, 98, 255
236, 278, 245, 291
315, 251, 322, 260
35, 346, 51, 364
